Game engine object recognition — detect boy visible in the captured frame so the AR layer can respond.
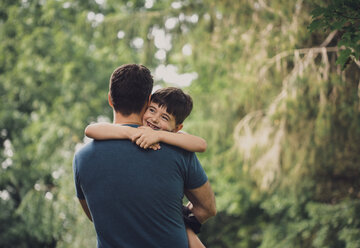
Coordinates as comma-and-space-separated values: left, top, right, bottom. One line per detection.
85, 87, 207, 248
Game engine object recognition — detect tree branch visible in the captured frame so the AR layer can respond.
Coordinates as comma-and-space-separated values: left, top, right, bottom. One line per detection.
334, 11, 360, 20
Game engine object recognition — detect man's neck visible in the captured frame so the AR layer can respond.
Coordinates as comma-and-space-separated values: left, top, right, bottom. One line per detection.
113, 111, 143, 125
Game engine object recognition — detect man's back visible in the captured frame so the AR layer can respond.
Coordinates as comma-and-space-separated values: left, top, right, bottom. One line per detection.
73, 138, 207, 248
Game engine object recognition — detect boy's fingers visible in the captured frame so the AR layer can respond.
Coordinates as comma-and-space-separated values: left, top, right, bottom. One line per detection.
149, 144, 160, 150
131, 133, 142, 142
140, 139, 149, 148
136, 136, 144, 146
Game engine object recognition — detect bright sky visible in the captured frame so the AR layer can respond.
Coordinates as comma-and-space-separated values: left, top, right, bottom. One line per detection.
154, 64, 198, 88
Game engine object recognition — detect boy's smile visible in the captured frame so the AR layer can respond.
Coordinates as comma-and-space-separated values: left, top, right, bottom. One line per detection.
142, 102, 180, 132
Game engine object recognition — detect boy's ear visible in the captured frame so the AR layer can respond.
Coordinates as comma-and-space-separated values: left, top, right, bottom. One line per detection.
108, 92, 114, 107
174, 124, 183, 133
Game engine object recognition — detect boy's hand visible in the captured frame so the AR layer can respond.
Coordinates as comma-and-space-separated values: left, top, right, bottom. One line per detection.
186, 201, 194, 211
131, 126, 161, 150
149, 143, 161, 151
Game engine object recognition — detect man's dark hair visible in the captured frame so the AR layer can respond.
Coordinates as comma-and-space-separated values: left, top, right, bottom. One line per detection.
151, 87, 193, 125
109, 64, 153, 116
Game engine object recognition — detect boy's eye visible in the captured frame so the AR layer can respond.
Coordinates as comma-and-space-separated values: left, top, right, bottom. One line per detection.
149, 108, 155, 113
161, 116, 169, 121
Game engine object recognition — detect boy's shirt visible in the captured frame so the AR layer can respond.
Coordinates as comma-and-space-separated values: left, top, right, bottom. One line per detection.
73, 133, 208, 248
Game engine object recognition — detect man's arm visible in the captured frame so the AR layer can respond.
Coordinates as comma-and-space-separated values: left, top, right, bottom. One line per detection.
73, 155, 93, 222
79, 199, 93, 222
184, 181, 216, 224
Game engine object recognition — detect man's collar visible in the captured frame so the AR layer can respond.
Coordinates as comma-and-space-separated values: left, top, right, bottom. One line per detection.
120, 124, 140, 128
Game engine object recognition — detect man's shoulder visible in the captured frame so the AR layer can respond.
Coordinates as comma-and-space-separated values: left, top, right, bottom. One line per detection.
74, 140, 196, 161
159, 143, 196, 159
158, 142, 183, 152
74, 140, 123, 157
74, 140, 95, 156
73, 141, 96, 166
76, 139, 132, 151
73, 139, 136, 168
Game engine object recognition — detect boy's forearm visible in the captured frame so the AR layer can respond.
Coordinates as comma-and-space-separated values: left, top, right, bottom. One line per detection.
85, 123, 134, 140
158, 131, 207, 152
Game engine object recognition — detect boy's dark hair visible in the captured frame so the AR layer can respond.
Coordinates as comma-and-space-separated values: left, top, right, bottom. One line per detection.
109, 64, 153, 116
151, 87, 193, 125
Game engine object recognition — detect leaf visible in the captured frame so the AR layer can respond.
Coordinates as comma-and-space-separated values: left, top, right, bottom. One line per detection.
336, 48, 352, 69
332, 19, 347, 30
308, 19, 323, 32
310, 7, 325, 18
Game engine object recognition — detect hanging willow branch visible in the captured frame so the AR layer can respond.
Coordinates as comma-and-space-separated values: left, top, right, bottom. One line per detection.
234, 33, 343, 190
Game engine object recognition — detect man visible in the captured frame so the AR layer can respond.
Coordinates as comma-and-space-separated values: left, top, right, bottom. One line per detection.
73, 64, 216, 248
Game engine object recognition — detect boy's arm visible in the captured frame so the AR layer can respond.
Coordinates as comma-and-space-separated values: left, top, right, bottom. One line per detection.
159, 131, 207, 152
134, 127, 207, 152
85, 123, 137, 140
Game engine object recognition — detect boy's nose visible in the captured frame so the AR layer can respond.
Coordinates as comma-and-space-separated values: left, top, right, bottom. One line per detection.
151, 116, 159, 123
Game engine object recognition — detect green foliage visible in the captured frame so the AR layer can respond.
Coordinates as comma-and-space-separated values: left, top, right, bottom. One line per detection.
309, 0, 360, 68
1, 0, 360, 247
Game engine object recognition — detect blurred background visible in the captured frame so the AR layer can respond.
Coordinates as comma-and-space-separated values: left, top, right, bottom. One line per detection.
1, 0, 360, 247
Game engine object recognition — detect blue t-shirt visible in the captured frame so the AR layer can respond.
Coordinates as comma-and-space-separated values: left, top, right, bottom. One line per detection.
73, 134, 208, 248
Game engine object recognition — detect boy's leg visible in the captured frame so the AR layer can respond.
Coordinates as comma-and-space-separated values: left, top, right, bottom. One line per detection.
186, 227, 206, 248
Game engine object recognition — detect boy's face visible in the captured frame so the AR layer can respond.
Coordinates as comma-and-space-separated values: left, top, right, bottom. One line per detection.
142, 102, 182, 132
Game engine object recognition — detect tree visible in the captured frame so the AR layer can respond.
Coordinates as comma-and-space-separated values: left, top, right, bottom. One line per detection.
309, 0, 360, 68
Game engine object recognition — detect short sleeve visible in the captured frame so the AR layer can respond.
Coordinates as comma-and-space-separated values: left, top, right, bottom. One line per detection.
184, 153, 208, 189
73, 155, 85, 199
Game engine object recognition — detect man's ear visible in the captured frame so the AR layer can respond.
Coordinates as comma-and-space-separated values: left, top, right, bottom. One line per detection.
174, 124, 183, 133
108, 92, 113, 107
140, 95, 151, 116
